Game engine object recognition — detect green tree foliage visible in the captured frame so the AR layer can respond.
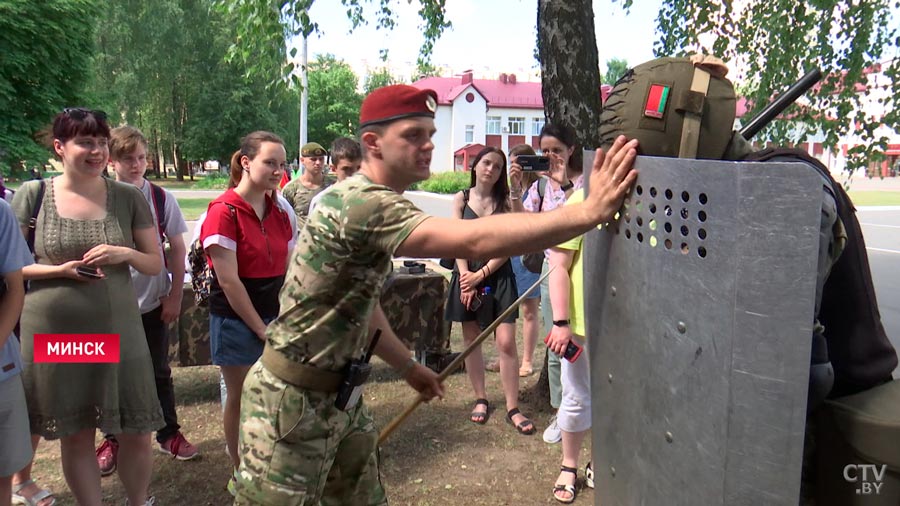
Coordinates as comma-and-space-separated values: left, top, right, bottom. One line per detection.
0, 0, 101, 174
655, 0, 900, 170
88, 0, 298, 178
307, 54, 362, 149
603, 57, 629, 86
215, 0, 450, 91
365, 67, 402, 94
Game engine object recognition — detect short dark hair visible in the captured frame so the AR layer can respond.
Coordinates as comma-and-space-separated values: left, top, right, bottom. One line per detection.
330, 137, 362, 164
358, 124, 386, 159
51, 108, 111, 144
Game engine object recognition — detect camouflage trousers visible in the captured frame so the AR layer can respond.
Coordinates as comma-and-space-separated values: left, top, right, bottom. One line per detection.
236, 362, 387, 506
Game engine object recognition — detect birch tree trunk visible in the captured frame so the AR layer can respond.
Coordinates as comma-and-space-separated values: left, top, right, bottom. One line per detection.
537, 0, 602, 148
524, 0, 603, 410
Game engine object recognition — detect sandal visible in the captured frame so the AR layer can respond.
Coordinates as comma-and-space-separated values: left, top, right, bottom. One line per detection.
506, 407, 536, 435
469, 398, 490, 424
12, 479, 56, 506
484, 359, 500, 372
518, 365, 534, 377
553, 466, 578, 504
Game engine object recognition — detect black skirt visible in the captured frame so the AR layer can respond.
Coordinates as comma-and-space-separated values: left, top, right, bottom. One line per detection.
444, 259, 519, 325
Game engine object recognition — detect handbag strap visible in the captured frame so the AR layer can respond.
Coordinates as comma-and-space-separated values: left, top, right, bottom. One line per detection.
27, 180, 46, 255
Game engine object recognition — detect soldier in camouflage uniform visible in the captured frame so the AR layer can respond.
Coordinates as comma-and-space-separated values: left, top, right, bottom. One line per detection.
282, 142, 332, 225
236, 84, 640, 505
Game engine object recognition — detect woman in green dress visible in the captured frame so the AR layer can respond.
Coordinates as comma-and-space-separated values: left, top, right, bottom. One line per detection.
11, 109, 163, 506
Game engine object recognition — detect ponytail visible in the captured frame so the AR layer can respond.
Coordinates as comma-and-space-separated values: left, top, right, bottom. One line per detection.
229, 150, 243, 188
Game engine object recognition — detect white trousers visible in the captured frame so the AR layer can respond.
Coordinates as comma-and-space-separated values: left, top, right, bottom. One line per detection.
557, 335, 592, 433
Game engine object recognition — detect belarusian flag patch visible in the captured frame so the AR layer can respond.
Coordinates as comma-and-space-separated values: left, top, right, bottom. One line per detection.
644, 84, 669, 119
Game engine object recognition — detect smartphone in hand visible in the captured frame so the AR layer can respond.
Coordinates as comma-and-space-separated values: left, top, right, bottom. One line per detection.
516, 155, 550, 172
75, 265, 103, 280
544, 331, 584, 362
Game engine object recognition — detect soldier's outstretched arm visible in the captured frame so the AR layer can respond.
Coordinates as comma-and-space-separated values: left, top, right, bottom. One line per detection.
369, 303, 444, 400
396, 136, 638, 261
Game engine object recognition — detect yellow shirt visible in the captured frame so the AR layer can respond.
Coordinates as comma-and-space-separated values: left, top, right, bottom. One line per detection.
556, 189, 587, 336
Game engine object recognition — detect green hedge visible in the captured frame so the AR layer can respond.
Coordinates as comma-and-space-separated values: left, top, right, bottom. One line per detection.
414, 171, 470, 194
191, 173, 230, 189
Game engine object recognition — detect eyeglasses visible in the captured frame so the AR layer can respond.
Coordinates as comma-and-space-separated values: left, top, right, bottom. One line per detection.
62, 107, 108, 122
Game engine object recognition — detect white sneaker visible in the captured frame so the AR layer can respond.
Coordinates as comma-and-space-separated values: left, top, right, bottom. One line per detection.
585, 461, 594, 489
543, 414, 562, 444
125, 497, 156, 506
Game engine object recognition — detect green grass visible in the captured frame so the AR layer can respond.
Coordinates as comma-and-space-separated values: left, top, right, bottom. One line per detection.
414, 171, 471, 194
846, 191, 900, 206
176, 197, 214, 220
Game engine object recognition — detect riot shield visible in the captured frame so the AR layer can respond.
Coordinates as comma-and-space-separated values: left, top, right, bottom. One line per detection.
584, 154, 823, 505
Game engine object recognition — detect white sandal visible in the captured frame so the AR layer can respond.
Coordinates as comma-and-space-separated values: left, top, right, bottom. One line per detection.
11, 479, 56, 506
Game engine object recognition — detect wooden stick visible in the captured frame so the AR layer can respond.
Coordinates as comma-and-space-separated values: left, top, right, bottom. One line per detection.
378, 266, 554, 444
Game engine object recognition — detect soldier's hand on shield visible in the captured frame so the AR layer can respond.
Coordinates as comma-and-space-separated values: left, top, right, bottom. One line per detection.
405, 363, 445, 401
585, 136, 639, 223
546, 324, 574, 356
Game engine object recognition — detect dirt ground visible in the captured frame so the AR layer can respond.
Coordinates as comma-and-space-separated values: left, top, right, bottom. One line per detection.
26, 330, 595, 506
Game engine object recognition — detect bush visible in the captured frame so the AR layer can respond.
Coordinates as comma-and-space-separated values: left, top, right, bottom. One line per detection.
416, 171, 470, 194
192, 173, 230, 190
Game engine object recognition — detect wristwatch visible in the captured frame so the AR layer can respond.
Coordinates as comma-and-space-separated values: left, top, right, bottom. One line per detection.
553, 319, 570, 327
560, 181, 574, 192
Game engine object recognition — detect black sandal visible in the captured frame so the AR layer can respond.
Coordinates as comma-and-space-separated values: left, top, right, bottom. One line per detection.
506, 407, 536, 435
553, 465, 578, 503
470, 398, 490, 424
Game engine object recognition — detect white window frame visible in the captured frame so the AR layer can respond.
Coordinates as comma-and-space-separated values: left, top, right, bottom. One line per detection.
532, 117, 545, 136
508, 117, 526, 135
465, 125, 474, 143
486, 116, 501, 135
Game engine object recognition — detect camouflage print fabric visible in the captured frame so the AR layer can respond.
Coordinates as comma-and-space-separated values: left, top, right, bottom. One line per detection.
380, 266, 450, 354
236, 362, 387, 506
166, 284, 212, 366
282, 178, 332, 225
266, 173, 428, 371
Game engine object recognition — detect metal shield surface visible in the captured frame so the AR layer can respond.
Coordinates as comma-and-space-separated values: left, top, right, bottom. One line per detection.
584, 154, 822, 505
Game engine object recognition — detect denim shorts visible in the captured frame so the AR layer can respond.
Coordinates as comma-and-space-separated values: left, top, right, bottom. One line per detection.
209, 314, 273, 366
511, 256, 541, 299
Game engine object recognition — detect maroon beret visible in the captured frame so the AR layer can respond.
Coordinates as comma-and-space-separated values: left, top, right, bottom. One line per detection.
359, 85, 438, 128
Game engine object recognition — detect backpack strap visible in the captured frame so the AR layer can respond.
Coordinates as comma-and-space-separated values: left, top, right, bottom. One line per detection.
148, 181, 167, 244
148, 181, 169, 268
27, 180, 46, 255
677, 66, 712, 159
537, 177, 548, 211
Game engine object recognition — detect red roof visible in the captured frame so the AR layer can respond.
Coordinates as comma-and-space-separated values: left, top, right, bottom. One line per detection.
413, 75, 544, 109
454, 143, 486, 156
412, 75, 613, 110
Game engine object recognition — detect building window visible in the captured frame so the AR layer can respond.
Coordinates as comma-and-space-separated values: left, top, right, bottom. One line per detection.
465, 125, 474, 143
486, 116, 501, 134
508, 117, 526, 135
532, 117, 545, 136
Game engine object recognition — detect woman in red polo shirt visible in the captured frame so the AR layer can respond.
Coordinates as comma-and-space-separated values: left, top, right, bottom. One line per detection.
199, 131, 294, 486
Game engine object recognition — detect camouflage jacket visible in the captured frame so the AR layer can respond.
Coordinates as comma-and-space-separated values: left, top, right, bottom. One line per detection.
266, 173, 428, 371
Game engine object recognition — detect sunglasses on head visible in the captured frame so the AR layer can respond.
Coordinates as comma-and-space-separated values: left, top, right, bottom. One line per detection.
62, 107, 108, 122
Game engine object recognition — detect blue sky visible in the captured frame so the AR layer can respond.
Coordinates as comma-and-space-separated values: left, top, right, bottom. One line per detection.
297, 0, 662, 76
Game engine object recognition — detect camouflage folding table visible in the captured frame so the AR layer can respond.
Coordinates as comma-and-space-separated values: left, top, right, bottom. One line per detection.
168, 265, 451, 368
380, 263, 452, 371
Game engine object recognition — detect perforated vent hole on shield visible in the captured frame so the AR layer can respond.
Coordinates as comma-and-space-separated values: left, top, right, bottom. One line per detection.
612, 185, 709, 258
